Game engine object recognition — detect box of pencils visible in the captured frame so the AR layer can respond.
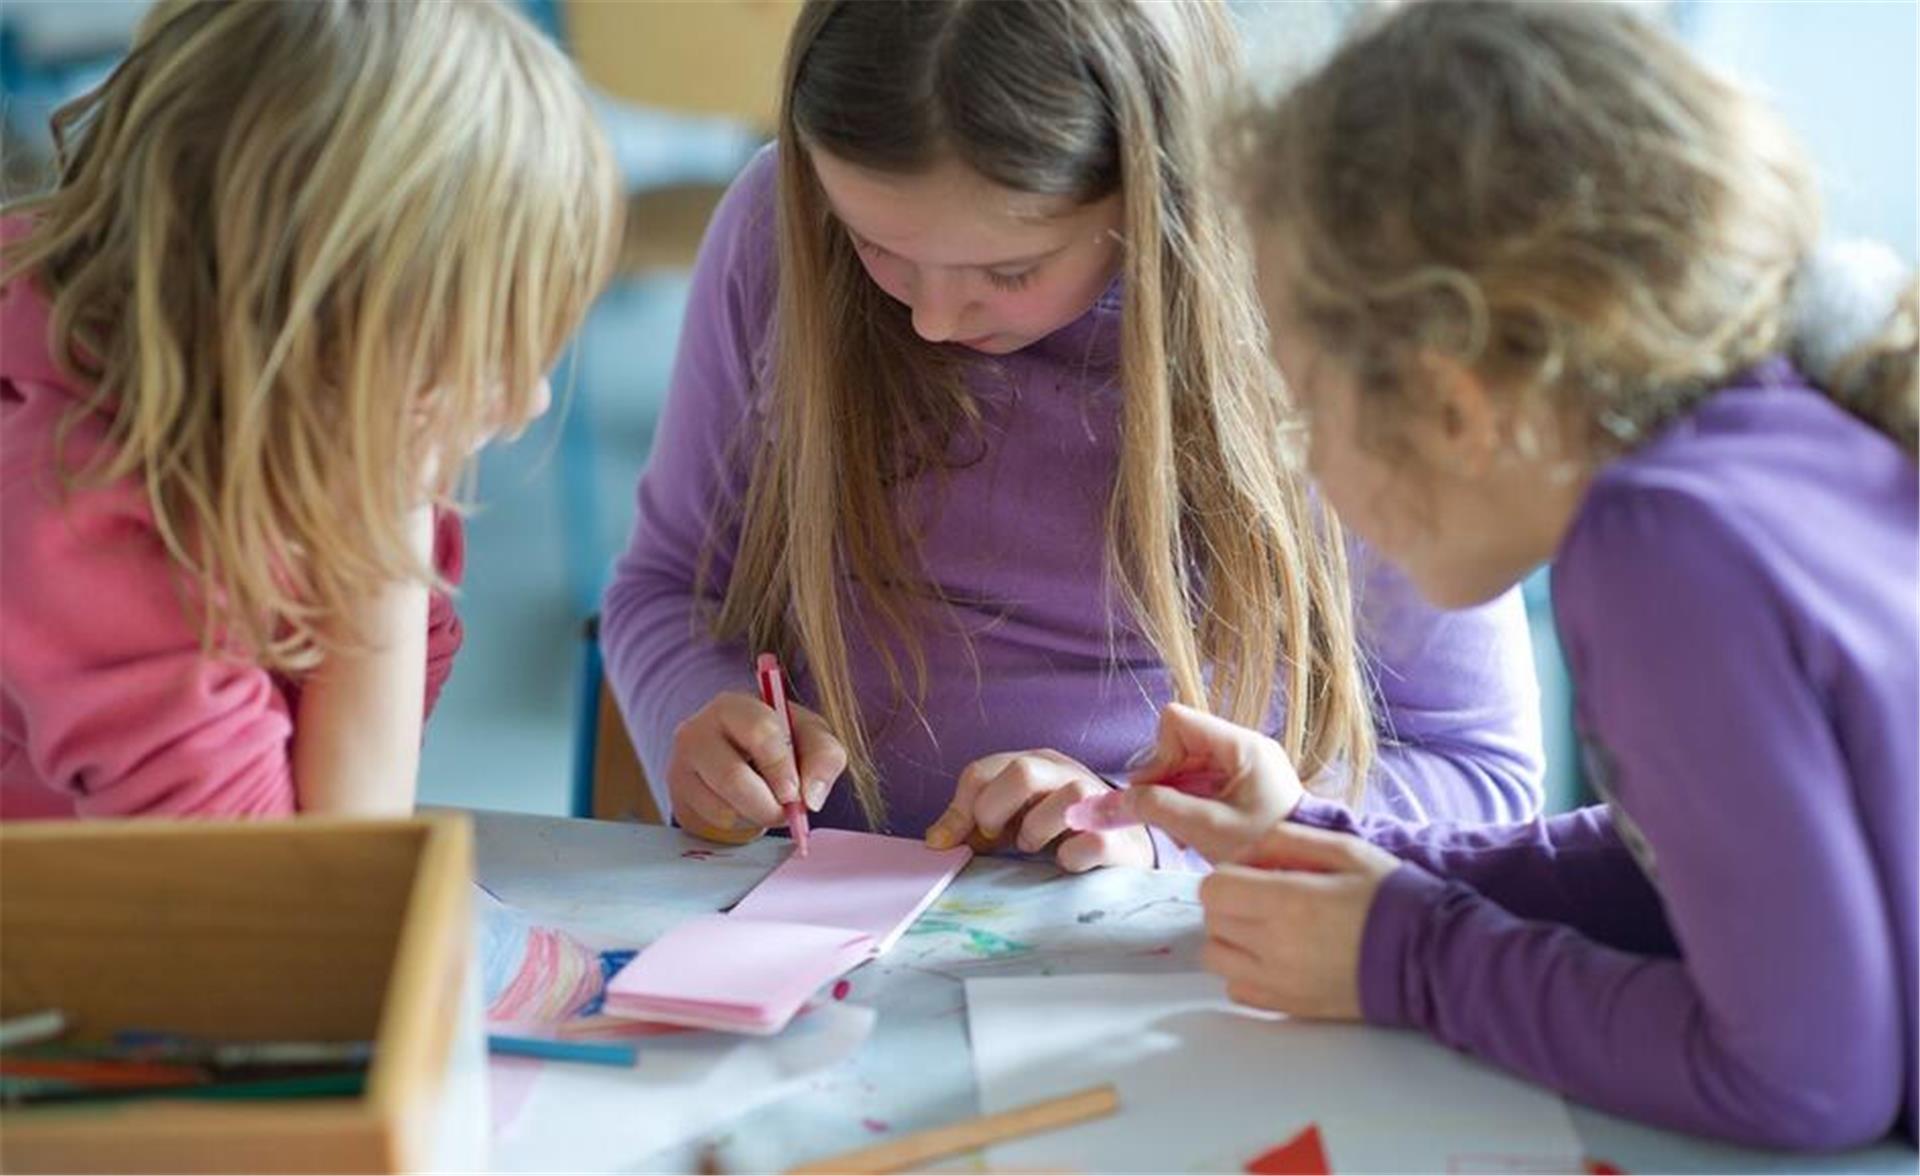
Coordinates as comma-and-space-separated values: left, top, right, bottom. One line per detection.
0, 814, 479, 1174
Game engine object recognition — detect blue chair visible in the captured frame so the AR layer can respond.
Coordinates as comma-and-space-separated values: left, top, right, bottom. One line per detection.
573, 615, 663, 823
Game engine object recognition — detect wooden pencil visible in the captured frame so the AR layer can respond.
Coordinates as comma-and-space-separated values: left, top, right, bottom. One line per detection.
785, 1083, 1118, 1174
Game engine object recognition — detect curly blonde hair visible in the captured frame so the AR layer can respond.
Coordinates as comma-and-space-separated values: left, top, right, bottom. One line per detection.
1239, 0, 1915, 463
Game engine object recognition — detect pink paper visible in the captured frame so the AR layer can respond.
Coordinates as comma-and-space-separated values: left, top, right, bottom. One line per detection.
604, 915, 875, 1033
728, 829, 972, 950
1066, 790, 1136, 832
1068, 770, 1230, 833
605, 831, 972, 1034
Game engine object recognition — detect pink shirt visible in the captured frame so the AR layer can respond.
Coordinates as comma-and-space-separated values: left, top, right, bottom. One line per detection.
0, 240, 464, 819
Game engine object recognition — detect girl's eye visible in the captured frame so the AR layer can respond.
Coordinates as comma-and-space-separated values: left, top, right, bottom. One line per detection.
986, 267, 1035, 292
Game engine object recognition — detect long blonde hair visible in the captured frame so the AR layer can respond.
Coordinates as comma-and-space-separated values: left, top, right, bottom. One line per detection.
712, 0, 1375, 827
1, 0, 621, 671
1239, 0, 1917, 464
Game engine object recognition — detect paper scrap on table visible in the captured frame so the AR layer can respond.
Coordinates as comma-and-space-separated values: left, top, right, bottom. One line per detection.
491, 1000, 878, 1172
605, 829, 970, 1034
479, 886, 634, 1025
965, 972, 1584, 1174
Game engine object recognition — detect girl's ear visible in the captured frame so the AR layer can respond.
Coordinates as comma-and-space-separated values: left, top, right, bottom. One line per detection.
1411, 350, 1502, 480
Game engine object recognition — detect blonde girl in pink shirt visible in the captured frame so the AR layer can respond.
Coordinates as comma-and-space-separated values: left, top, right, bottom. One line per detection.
0, 0, 620, 818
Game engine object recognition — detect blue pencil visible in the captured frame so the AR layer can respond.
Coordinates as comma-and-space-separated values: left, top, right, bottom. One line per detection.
486, 1034, 638, 1067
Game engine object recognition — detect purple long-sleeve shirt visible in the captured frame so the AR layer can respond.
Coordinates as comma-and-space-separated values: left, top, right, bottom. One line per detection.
602, 148, 1544, 853
1302, 361, 1917, 1149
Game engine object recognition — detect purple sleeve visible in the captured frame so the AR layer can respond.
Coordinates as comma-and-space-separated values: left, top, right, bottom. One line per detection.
1290, 796, 1674, 956
1349, 549, 1544, 824
1355, 489, 1904, 1149
599, 150, 779, 820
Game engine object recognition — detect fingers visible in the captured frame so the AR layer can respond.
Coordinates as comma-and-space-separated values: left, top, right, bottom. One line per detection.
1056, 828, 1153, 873
927, 752, 1012, 850
1201, 933, 1264, 988
1138, 702, 1269, 784
665, 765, 764, 846
1224, 979, 1290, 1013
972, 754, 1075, 841
1015, 773, 1108, 853
930, 752, 1108, 855
684, 741, 787, 827
1199, 863, 1298, 921
1127, 786, 1266, 864
667, 695, 789, 829
788, 703, 848, 812
714, 696, 802, 808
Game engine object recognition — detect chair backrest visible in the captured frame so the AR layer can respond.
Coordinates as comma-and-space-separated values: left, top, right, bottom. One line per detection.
593, 675, 664, 825
564, 0, 799, 129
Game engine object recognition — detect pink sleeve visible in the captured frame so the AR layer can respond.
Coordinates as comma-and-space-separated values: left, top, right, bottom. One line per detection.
1, 440, 297, 817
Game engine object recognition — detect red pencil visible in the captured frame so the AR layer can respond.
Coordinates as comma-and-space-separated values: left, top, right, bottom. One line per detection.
756, 653, 811, 857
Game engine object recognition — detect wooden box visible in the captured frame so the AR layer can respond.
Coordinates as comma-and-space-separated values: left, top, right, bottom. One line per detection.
0, 815, 477, 1173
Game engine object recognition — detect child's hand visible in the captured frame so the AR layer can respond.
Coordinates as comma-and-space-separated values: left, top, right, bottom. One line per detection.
1124, 703, 1307, 864
927, 750, 1153, 872
1198, 822, 1399, 1020
666, 692, 847, 842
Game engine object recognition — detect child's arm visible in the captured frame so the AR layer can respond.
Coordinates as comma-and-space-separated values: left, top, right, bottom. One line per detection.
599, 149, 800, 827
1351, 547, 1545, 823
289, 505, 434, 817
1363, 495, 1905, 1150
1289, 798, 1677, 957
1133, 708, 1673, 954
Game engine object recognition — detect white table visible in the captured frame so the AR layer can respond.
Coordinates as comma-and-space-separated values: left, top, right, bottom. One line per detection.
468, 809, 1918, 1174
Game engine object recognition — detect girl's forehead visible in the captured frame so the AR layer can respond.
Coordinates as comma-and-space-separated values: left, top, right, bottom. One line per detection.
810, 148, 1100, 267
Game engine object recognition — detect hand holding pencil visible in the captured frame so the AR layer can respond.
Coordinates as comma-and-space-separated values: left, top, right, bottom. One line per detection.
662, 660, 847, 845
1122, 703, 1309, 866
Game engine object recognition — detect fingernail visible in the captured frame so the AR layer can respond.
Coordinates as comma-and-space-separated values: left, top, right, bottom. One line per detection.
804, 780, 828, 812
773, 776, 801, 807
926, 820, 956, 849
1123, 744, 1160, 771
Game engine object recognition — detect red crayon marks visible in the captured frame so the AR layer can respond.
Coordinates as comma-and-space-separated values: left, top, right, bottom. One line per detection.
831, 979, 853, 1001
680, 849, 719, 860
1584, 1162, 1625, 1175
861, 1117, 889, 1134
1246, 1124, 1330, 1175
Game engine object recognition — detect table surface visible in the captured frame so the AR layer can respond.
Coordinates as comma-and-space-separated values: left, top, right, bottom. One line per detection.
468, 808, 1919, 1175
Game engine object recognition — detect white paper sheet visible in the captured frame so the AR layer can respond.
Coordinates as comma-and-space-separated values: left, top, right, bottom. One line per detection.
490, 1000, 877, 1171
965, 972, 1585, 1174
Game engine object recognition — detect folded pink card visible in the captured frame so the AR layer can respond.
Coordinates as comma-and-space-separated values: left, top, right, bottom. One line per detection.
605, 830, 971, 1034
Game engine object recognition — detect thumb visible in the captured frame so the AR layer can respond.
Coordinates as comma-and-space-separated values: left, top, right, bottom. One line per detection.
1127, 786, 1260, 865
1140, 703, 1270, 787
928, 755, 1004, 850
1240, 820, 1361, 873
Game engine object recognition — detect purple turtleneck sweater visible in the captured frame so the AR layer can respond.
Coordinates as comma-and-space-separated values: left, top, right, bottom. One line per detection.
602, 148, 1544, 856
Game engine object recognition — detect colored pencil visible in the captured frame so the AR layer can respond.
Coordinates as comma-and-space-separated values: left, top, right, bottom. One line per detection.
786, 1084, 1119, 1174
486, 1034, 638, 1067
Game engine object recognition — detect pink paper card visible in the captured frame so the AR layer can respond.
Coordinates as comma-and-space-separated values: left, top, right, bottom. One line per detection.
606, 831, 972, 1035
727, 829, 973, 951
603, 915, 876, 1034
